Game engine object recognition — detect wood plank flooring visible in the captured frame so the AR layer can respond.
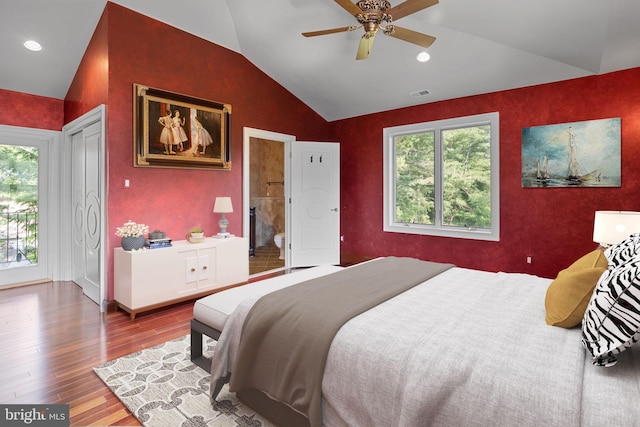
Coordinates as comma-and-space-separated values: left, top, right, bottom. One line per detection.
0, 256, 370, 426
0, 280, 193, 426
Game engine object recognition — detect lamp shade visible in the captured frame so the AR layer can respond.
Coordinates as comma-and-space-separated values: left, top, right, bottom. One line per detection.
593, 211, 640, 246
213, 197, 233, 213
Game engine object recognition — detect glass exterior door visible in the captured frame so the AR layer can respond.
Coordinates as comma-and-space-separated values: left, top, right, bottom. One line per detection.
0, 127, 52, 287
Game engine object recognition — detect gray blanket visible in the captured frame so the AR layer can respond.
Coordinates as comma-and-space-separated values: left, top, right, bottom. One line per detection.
228, 257, 453, 427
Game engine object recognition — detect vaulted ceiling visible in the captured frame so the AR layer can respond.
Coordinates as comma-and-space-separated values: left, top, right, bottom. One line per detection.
4, 0, 640, 121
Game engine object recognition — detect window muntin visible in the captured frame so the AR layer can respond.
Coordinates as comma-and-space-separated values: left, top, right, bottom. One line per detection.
384, 112, 499, 241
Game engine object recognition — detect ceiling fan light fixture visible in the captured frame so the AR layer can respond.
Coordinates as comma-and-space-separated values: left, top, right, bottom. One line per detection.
416, 51, 430, 62
24, 40, 42, 51
303, 0, 438, 60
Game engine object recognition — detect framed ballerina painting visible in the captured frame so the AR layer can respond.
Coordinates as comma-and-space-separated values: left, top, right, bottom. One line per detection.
133, 84, 231, 170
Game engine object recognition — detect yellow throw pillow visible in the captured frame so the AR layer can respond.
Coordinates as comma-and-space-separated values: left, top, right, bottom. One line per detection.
545, 249, 608, 328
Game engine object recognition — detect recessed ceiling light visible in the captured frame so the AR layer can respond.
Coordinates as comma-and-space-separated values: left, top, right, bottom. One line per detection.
416, 51, 430, 62
24, 40, 42, 51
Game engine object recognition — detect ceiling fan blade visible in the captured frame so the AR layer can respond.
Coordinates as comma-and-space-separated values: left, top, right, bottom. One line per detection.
356, 31, 376, 60
385, 25, 435, 48
386, 0, 439, 21
334, 0, 362, 17
302, 26, 358, 37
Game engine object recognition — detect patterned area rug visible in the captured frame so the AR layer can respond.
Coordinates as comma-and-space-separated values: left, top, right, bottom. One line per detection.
93, 335, 274, 427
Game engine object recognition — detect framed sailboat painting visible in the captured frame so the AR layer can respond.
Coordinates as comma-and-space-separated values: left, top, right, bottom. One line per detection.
521, 118, 621, 188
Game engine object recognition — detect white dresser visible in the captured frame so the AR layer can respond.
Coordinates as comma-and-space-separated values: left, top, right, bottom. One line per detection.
114, 237, 248, 319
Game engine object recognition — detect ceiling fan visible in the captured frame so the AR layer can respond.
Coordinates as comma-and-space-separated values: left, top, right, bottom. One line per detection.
302, 0, 438, 60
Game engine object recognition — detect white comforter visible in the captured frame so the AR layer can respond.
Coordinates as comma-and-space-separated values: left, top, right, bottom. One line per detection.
210, 267, 640, 426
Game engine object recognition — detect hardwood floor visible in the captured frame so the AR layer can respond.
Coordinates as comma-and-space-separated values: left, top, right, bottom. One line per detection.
0, 256, 370, 426
0, 280, 193, 426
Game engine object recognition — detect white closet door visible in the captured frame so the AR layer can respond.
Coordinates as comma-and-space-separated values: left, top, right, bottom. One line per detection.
71, 121, 102, 304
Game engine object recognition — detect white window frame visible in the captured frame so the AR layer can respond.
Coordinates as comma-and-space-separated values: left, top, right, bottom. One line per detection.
383, 112, 500, 241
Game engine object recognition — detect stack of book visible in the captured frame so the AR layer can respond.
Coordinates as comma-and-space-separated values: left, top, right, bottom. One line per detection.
145, 237, 172, 249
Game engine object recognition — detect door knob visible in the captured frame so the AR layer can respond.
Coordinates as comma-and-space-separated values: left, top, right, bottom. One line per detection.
330, 208, 339, 212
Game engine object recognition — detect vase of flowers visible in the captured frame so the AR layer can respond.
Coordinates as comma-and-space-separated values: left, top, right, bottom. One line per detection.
116, 220, 149, 251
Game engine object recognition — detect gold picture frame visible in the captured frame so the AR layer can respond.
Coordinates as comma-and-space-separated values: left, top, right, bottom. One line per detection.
133, 84, 231, 170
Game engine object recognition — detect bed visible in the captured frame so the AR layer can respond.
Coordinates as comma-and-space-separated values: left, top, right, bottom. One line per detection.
206, 244, 640, 427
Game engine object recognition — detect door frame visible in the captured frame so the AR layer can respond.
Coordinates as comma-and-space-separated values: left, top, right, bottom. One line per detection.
60, 105, 107, 310
243, 127, 294, 270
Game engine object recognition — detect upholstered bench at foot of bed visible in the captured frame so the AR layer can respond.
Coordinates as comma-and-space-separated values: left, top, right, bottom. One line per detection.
190, 319, 222, 372
190, 264, 345, 373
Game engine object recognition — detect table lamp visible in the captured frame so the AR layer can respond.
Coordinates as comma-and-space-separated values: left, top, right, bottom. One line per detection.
593, 211, 640, 247
213, 197, 233, 237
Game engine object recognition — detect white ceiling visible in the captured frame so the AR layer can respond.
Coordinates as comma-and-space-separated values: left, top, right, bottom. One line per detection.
3, 0, 640, 122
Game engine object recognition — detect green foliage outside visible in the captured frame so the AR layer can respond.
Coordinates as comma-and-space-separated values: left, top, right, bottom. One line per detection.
395, 125, 492, 229
395, 132, 436, 224
0, 144, 39, 264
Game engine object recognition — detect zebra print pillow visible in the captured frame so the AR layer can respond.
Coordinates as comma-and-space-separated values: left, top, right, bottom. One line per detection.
605, 233, 640, 267
582, 258, 640, 366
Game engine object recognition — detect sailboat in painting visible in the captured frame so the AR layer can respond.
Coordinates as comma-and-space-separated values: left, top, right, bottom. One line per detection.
536, 156, 550, 183
565, 127, 600, 185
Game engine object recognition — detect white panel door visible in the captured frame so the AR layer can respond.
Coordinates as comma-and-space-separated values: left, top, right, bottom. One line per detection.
71, 121, 102, 304
290, 142, 340, 267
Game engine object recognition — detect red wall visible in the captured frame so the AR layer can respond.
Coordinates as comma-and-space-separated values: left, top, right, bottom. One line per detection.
0, 89, 63, 130
3, 2, 640, 296
64, 6, 109, 123
332, 68, 640, 278
65, 3, 330, 299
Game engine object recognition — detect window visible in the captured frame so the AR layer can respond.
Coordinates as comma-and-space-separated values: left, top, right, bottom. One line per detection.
383, 112, 499, 241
